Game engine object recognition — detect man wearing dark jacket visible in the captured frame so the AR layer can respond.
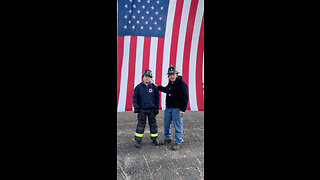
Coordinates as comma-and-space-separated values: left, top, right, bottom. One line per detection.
155, 65, 189, 150
132, 69, 160, 148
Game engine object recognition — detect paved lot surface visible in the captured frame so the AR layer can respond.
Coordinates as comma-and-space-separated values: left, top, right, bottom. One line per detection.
117, 110, 204, 180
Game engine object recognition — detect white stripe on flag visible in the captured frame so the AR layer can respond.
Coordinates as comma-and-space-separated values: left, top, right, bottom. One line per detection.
149, 37, 158, 84
118, 36, 131, 112
161, 0, 177, 110
176, 0, 192, 76
134, 36, 144, 88
132, 36, 144, 110
189, 0, 204, 111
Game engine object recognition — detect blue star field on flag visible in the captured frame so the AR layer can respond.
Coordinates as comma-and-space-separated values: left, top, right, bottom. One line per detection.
118, 0, 169, 37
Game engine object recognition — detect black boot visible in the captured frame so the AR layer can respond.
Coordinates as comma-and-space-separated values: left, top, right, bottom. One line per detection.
152, 139, 159, 146
136, 141, 141, 148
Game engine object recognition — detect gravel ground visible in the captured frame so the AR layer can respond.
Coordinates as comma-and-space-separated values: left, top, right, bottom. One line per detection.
117, 110, 204, 180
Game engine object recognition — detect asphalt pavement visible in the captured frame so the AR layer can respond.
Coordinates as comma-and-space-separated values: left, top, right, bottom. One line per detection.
117, 110, 204, 180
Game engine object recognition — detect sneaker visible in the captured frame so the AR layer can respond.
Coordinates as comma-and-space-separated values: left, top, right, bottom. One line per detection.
160, 139, 172, 145
172, 143, 181, 150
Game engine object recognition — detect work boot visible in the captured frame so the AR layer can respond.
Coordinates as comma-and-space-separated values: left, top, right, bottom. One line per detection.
172, 143, 181, 150
160, 139, 172, 145
152, 139, 159, 146
135, 141, 141, 148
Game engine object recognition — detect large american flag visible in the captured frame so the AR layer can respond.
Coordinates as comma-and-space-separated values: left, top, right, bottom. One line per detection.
117, 0, 204, 112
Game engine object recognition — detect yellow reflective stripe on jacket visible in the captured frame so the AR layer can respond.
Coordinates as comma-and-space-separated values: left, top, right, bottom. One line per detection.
150, 133, 158, 137
135, 133, 144, 137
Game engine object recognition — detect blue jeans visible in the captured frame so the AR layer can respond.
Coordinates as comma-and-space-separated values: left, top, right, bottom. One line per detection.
164, 108, 183, 144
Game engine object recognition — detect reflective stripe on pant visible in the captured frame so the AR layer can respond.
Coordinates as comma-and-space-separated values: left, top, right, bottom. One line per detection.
164, 108, 183, 144
150, 133, 158, 137
135, 109, 158, 141
135, 133, 144, 137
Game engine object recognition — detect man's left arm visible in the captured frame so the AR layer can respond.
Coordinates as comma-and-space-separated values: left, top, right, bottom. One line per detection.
153, 85, 160, 115
179, 81, 189, 114
154, 86, 160, 109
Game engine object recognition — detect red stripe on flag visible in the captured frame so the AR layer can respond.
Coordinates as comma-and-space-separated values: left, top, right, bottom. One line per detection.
169, 0, 184, 68
156, 38, 164, 110
125, 36, 137, 111
117, 36, 124, 107
142, 36, 151, 76
196, 16, 204, 111
182, 0, 199, 110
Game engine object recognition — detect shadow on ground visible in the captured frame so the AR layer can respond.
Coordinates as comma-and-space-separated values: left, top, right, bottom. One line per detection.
117, 110, 204, 180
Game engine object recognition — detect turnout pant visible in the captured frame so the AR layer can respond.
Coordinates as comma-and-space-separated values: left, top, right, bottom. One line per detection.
135, 109, 158, 142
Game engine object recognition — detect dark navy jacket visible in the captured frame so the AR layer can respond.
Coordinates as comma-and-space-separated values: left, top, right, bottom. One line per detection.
132, 82, 160, 110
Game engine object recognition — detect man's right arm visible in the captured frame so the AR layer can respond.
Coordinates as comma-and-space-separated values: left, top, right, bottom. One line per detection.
156, 85, 167, 93
132, 86, 139, 107
132, 86, 140, 113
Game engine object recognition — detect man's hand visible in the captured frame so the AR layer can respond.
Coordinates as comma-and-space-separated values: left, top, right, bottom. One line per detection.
154, 84, 158, 87
134, 106, 140, 113
179, 111, 184, 116
154, 107, 159, 115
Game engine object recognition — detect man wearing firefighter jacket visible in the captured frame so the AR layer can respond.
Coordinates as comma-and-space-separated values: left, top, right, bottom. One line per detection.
132, 69, 160, 148
155, 65, 189, 150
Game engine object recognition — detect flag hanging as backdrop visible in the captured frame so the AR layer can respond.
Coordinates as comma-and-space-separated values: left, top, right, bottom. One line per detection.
117, 0, 204, 112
